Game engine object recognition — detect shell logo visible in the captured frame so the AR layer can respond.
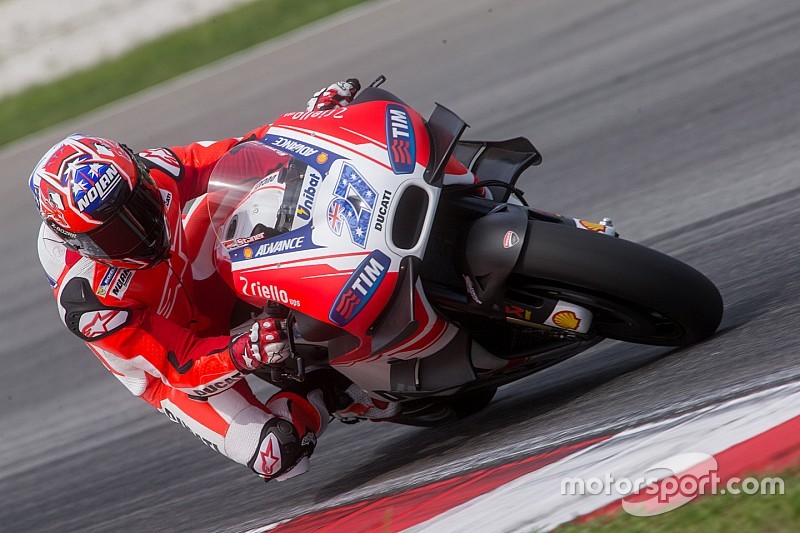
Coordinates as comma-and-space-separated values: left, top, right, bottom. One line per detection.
552, 310, 581, 330
243, 247, 254, 259
579, 220, 607, 233
316, 152, 329, 165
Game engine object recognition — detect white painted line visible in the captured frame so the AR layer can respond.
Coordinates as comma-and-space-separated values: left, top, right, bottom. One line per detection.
406, 380, 800, 532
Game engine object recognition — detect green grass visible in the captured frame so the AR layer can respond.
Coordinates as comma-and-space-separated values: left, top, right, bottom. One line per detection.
558, 468, 800, 532
0, 0, 370, 148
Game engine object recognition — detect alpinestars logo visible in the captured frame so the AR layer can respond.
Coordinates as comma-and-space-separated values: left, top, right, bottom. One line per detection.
330, 250, 391, 326
259, 434, 281, 476
139, 148, 182, 179
79, 309, 129, 339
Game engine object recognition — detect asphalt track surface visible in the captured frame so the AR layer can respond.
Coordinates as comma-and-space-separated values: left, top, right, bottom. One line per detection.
2, 0, 799, 530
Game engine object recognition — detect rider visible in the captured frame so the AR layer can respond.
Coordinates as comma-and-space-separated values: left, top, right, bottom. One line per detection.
30, 79, 400, 481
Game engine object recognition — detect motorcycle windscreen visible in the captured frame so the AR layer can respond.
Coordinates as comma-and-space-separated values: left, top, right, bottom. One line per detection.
206, 141, 302, 260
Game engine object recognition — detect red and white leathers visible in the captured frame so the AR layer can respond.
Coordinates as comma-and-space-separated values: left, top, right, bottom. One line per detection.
37, 124, 327, 479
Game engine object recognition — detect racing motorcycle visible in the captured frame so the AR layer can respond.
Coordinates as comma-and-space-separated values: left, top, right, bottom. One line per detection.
207, 80, 723, 426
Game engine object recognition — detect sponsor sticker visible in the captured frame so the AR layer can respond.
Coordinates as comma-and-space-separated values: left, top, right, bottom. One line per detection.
160, 190, 173, 209
252, 235, 305, 258
223, 232, 266, 251
385, 104, 416, 174
504, 302, 533, 322
373, 190, 392, 231
295, 169, 322, 222
282, 107, 348, 121
96, 266, 119, 297
254, 171, 281, 191
72, 162, 125, 214
190, 372, 245, 397
230, 227, 317, 262
261, 134, 343, 175
543, 301, 592, 333
238, 277, 300, 307
576, 219, 611, 234
330, 250, 391, 326
110, 269, 134, 300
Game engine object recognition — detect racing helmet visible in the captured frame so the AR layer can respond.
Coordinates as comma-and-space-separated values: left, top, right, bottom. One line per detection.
29, 134, 170, 269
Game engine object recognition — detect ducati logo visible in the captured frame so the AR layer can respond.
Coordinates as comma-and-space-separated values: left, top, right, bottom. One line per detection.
503, 231, 520, 249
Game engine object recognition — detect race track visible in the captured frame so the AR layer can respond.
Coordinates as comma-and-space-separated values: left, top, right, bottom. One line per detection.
2, 0, 800, 530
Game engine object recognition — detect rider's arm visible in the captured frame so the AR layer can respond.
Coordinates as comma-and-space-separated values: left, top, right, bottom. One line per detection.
86, 307, 241, 395
138, 124, 273, 209
59, 276, 244, 397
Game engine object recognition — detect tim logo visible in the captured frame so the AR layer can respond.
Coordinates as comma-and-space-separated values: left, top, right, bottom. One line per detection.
72, 162, 124, 214
330, 250, 391, 326
327, 163, 377, 248
385, 104, 416, 174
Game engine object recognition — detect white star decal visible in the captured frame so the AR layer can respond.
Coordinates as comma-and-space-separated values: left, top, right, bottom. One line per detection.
88, 163, 104, 178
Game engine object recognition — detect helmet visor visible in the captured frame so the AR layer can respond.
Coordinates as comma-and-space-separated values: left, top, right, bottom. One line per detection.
49, 172, 169, 266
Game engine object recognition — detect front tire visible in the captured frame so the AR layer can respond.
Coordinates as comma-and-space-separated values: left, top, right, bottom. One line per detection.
512, 221, 723, 345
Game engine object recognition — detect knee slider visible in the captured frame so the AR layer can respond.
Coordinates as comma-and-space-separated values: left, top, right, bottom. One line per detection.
248, 417, 316, 478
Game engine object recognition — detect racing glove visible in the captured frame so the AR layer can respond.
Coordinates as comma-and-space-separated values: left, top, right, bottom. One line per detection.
306, 79, 361, 111
229, 318, 289, 372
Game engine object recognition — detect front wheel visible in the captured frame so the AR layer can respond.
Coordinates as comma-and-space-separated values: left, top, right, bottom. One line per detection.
512, 221, 723, 346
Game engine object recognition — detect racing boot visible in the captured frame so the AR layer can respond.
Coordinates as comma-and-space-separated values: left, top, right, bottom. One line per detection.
281, 366, 402, 423
249, 389, 328, 482
331, 383, 402, 423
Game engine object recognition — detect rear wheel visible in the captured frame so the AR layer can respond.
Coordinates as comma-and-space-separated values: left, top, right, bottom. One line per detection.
513, 221, 723, 345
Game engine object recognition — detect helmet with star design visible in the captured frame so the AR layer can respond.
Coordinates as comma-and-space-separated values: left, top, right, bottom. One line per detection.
29, 134, 169, 270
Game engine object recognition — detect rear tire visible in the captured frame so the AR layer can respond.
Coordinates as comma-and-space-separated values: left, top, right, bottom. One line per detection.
512, 221, 723, 345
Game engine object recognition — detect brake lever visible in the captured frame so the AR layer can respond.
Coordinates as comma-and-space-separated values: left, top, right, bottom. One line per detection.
368, 75, 387, 88
268, 312, 305, 383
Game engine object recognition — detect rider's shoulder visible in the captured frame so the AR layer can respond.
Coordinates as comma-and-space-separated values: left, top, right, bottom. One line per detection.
37, 223, 139, 304
136, 147, 184, 182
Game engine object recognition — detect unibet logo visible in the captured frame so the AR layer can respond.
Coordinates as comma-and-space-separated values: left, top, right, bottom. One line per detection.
296, 173, 321, 220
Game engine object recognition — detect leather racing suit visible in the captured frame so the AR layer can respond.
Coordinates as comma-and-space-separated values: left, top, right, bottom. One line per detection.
36, 124, 327, 479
